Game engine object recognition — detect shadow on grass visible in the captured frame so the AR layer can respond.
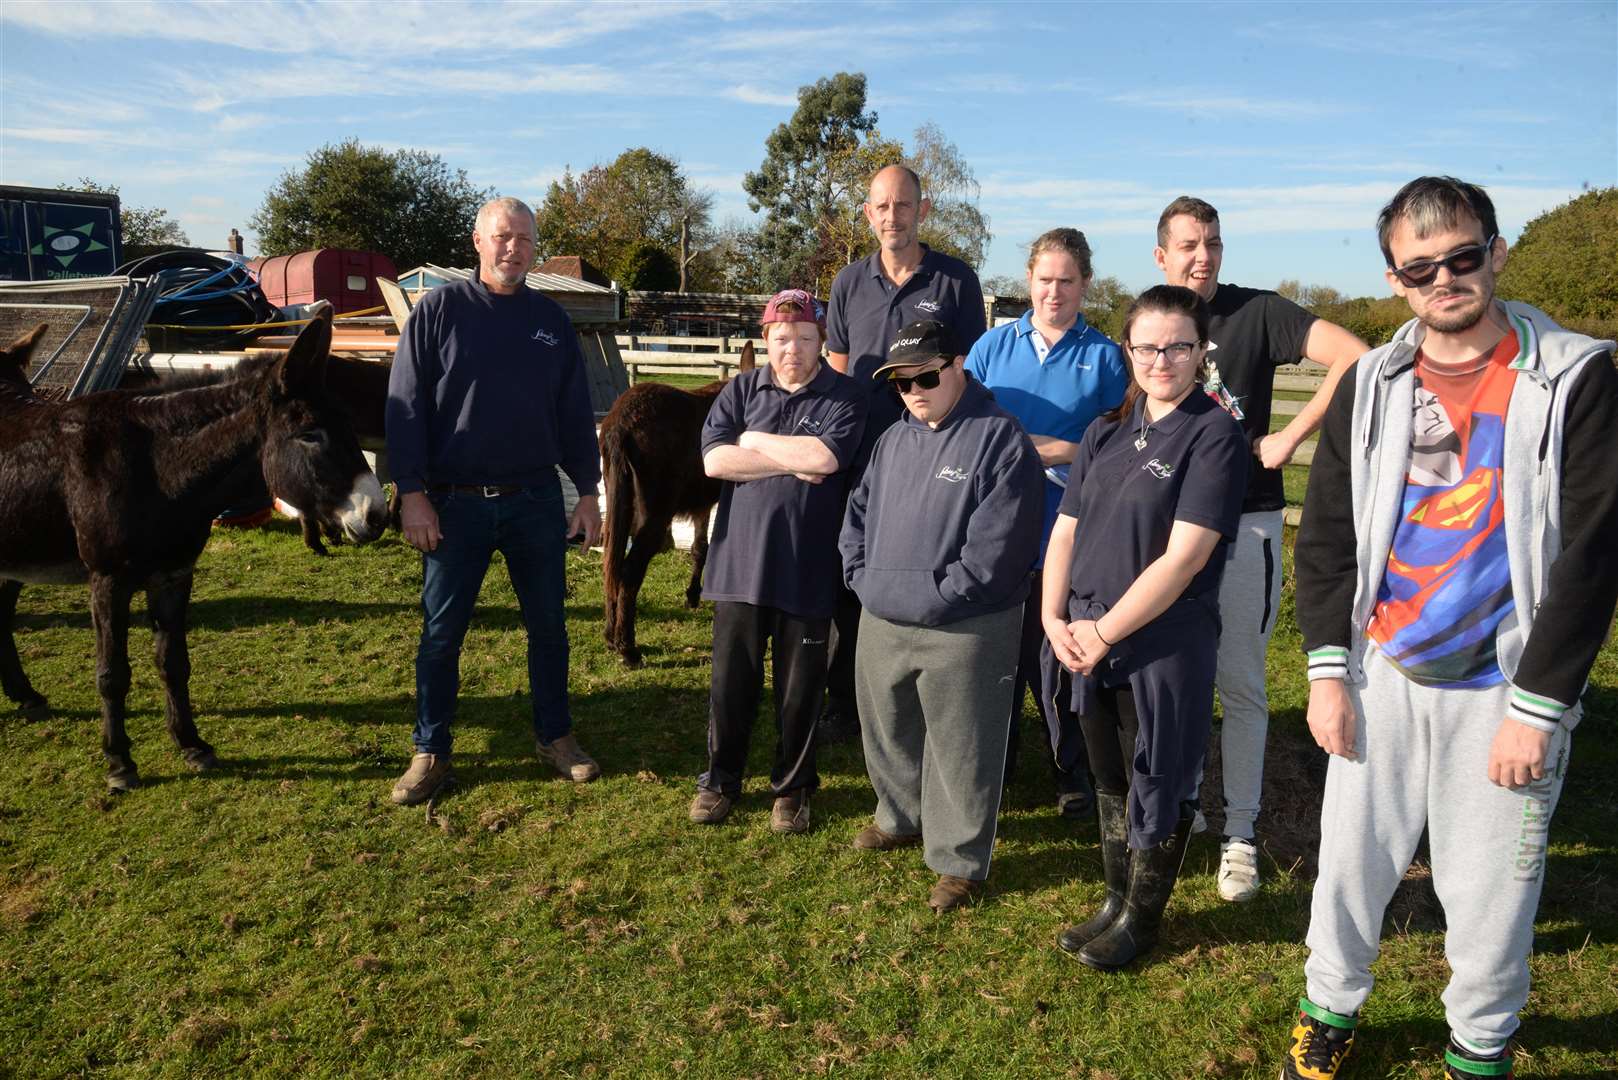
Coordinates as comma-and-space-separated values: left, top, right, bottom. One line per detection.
1352, 1010, 1618, 1080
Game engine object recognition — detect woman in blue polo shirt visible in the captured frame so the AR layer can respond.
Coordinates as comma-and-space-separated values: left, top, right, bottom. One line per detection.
964, 228, 1128, 813
1040, 285, 1247, 971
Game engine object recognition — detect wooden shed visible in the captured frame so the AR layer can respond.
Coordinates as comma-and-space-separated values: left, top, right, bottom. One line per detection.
395, 263, 630, 417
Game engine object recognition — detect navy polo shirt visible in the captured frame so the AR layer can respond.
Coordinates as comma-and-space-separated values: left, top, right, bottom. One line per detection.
700, 361, 867, 618
826, 245, 987, 442
1060, 389, 1248, 615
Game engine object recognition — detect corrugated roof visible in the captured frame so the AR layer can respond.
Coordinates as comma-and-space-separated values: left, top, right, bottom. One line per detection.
398, 263, 618, 295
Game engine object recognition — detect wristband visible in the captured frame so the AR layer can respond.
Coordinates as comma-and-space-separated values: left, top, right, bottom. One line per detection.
1094, 621, 1114, 647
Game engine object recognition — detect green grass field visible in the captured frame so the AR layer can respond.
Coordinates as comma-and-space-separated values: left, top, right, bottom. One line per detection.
2, 520, 1614, 1078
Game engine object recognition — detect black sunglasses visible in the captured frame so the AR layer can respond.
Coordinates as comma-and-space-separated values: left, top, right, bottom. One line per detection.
888, 359, 953, 394
1389, 235, 1496, 288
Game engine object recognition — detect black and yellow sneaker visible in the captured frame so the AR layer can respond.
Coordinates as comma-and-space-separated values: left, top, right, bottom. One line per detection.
1443, 1038, 1514, 1079
1280, 997, 1357, 1079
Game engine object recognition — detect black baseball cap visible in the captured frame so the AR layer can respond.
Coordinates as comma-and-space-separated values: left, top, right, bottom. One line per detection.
874, 319, 958, 378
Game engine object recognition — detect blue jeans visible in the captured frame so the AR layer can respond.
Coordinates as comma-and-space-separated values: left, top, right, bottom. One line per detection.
413, 481, 571, 754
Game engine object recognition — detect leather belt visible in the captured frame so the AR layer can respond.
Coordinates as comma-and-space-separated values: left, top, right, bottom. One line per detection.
431, 484, 524, 498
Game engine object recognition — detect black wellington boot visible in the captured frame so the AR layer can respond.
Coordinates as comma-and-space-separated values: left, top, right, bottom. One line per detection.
1058, 792, 1128, 953
1078, 803, 1195, 971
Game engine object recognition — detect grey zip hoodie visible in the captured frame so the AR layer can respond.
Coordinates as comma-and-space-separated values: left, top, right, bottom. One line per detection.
1295, 301, 1618, 731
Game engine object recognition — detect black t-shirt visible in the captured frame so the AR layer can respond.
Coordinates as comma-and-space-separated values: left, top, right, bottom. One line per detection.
1060, 389, 1248, 617
1202, 284, 1317, 513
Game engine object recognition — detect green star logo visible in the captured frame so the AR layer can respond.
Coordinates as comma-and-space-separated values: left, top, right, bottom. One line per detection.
30, 221, 109, 269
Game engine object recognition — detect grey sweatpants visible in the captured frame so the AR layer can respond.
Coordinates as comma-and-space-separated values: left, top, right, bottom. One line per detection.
1304, 647, 1570, 1047
855, 605, 1021, 881
1213, 509, 1283, 840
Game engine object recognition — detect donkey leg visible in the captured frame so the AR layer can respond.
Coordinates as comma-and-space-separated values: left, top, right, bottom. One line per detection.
614, 518, 668, 667
147, 570, 216, 772
685, 511, 710, 609
89, 574, 138, 791
300, 516, 330, 556
0, 580, 48, 717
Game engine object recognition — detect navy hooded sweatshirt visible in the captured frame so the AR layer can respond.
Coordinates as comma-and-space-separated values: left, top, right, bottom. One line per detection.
840, 376, 1043, 627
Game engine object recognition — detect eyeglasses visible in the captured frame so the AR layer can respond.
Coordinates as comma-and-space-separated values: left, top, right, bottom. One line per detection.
1388, 235, 1496, 288
1126, 342, 1199, 367
888, 360, 952, 394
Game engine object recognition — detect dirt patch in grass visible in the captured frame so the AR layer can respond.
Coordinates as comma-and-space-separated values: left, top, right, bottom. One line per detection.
0, 870, 51, 925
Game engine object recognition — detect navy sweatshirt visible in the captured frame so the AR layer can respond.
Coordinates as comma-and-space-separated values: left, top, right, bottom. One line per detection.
840, 377, 1043, 627
385, 276, 602, 496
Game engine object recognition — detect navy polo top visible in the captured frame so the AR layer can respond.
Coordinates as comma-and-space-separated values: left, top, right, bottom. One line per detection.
826, 245, 986, 448
1060, 389, 1248, 615
699, 361, 867, 618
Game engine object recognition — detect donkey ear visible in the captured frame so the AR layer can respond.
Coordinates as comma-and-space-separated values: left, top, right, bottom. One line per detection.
276, 302, 333, 396
738, 339, 755, 373
1, 322, 49, 362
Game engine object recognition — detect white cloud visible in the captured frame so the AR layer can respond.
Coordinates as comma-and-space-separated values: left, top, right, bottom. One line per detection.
725, 84, 797, 107
1107, 90, 1356, 121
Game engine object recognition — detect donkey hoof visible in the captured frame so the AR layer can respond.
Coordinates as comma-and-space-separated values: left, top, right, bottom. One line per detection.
18, 695, 49, 721
182, 745, 219, 772
106, 766, 140, 793
618, 649, 643, 669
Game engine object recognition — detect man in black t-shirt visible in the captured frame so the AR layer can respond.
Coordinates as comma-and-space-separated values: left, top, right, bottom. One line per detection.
1152, 196, 1367, 902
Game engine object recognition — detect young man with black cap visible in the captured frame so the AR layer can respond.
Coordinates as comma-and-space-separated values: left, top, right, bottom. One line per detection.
690, 290, 867, 832
839, 319, 1042, 911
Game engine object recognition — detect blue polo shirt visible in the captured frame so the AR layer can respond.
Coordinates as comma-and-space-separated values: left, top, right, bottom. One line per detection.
965, 311, 1128, 563
700, 361, 867, 618
827, 245, 986, 447
1060, 389, 1247, 616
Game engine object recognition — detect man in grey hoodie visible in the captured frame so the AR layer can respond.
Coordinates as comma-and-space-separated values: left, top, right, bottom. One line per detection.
1281, 176, 1618, 1080
839, 319, 1043, 912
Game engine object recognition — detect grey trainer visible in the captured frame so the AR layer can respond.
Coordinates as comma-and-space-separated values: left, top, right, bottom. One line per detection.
391, 752, 452, 806
536, 733, 600, 783
688, 790, 733, 825
770, 791, 811, 834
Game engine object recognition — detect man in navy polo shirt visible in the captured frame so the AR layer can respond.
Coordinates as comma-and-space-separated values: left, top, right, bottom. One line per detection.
841, 319, 1042, 911
821, 164, 988, 744
689, 289, 867, 832
1152, 196, 1367, 902
385, 196, 603, 806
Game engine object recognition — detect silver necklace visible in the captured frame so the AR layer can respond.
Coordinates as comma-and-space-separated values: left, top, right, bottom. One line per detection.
1134, 409, 1150, 451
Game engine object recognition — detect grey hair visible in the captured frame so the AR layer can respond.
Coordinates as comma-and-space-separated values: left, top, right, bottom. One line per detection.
475, 196, 536, 236
1375, 177, 1498, 266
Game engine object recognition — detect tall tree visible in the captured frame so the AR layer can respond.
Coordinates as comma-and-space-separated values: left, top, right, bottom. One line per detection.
1497, 187, 1618, 330
249, 139, 493, 269
910, 122, 990, 269
535, 148, 713, 289
66, 178, 189, 251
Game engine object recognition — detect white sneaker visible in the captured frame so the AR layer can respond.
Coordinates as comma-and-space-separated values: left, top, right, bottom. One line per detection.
1217, 837, 1261, 902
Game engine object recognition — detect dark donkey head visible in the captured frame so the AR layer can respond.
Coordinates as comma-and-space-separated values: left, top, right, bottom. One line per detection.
253, 307, 388, 543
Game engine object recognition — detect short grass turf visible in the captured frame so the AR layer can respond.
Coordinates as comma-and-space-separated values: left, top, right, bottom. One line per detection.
2, 520, 1614, 1078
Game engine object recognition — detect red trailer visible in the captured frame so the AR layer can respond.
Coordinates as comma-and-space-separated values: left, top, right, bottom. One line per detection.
248, 249, 398, 314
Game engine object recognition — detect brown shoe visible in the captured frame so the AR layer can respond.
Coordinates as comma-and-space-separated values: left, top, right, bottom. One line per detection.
852, 822, 922, 851
688, 790, 733, 825
928, 874, 981, 912
536, 733, 600, 783
391, 752, 452, 806
770, 791, 811, 834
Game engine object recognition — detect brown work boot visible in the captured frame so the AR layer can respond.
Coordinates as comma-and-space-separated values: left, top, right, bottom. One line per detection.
688, 789, 733, 825
536, 733, 600, 783
391, 752, 452, 806
852, 822, 922, 851
770, 791, 811, 834
928, 874, 981, 912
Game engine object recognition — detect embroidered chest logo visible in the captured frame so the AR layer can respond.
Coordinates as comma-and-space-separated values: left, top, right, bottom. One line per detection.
532, 329, 559, 346
796, 416, 823, 434
936, 465, 969, 484
914, 299, 942, 314
1143, 458, 1175, 479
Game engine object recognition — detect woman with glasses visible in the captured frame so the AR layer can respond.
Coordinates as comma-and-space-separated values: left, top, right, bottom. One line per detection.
964, 228, 1128, 814
1041, 285, 1248, 970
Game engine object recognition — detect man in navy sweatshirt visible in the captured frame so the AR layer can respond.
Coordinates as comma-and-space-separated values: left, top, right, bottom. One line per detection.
384, 196, 603, 806
839, 319, 1043, 911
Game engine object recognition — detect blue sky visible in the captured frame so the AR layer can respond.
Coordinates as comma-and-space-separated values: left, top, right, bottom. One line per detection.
3, 0, 1613, 298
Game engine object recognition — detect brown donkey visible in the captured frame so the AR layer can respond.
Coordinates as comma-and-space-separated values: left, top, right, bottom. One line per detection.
598, 342, 754, 666
0, 309, 388, 790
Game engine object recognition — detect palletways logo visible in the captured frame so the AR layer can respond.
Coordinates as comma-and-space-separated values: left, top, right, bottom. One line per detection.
532, 328, 559, 346
936, 465, 969, 483
914, 299, 941, 314
1143, 458, 1175, 479
32, 206, 112, 273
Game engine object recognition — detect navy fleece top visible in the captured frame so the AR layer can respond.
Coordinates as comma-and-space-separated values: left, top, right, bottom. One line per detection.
385, 276, 602, 495
840, 377, 1043, 627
